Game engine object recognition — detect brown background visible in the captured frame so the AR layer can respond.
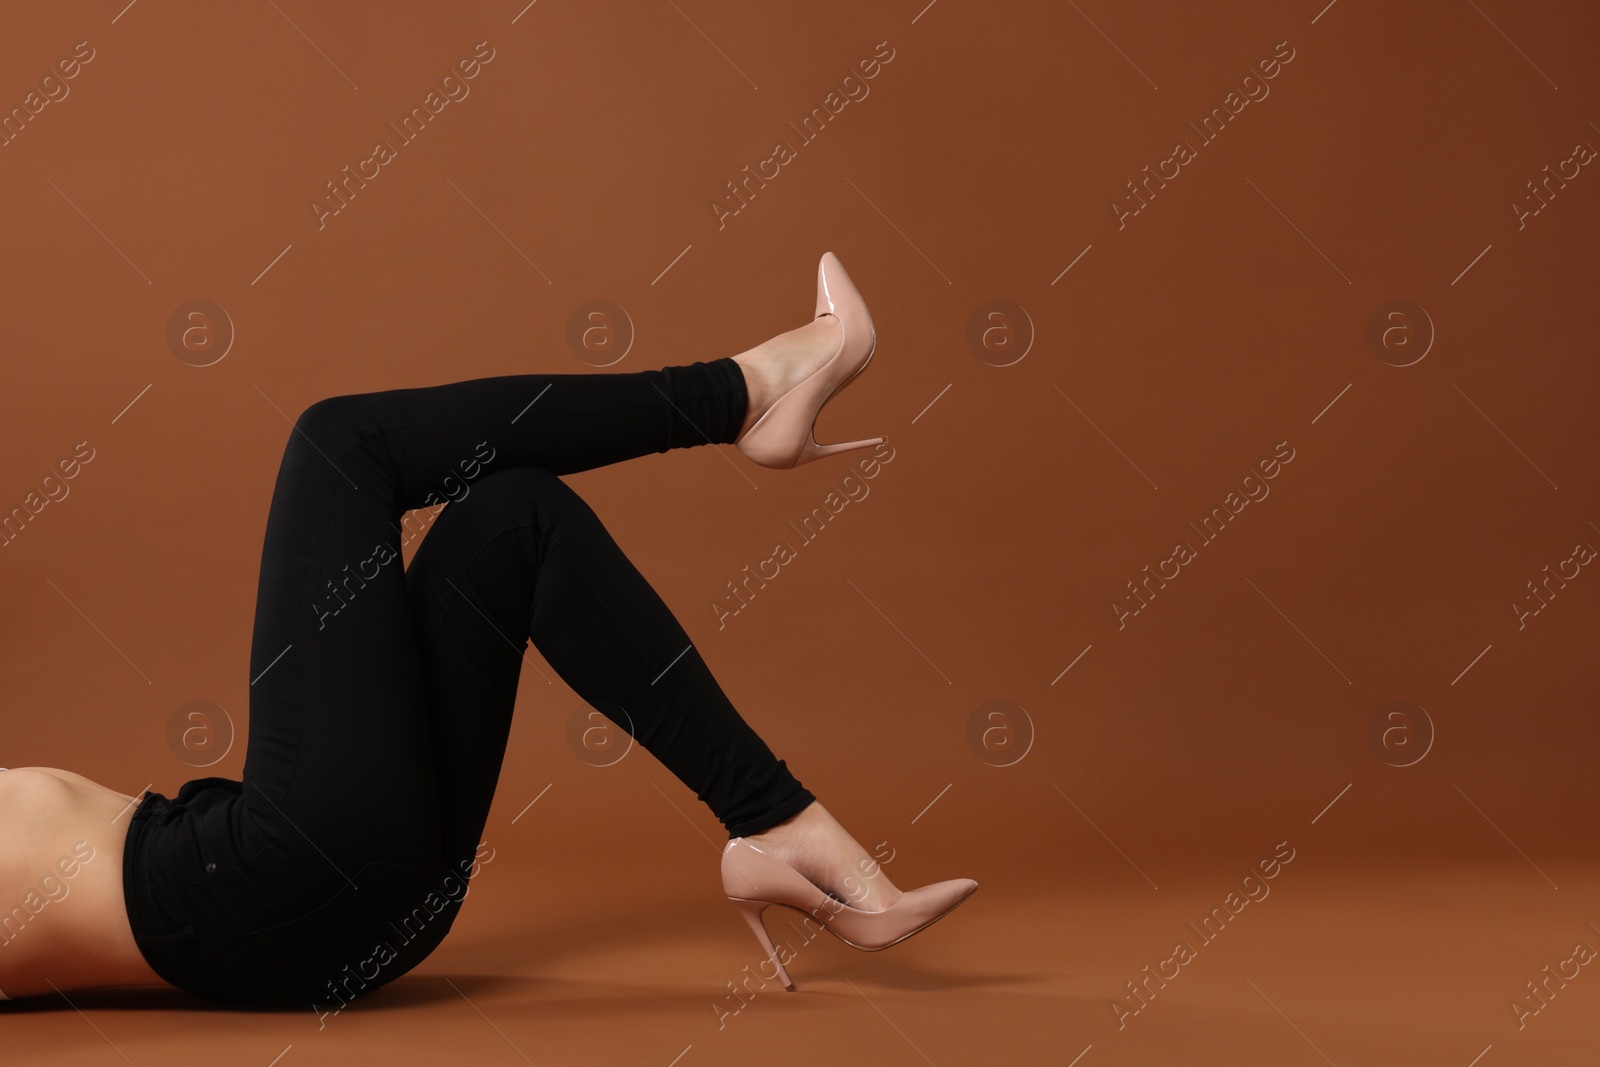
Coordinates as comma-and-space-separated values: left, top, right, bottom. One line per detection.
1, 1, 1596, 1063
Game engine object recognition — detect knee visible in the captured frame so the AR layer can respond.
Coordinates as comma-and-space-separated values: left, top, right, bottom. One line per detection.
467, 466, 586, 526
292, 393, 374, 454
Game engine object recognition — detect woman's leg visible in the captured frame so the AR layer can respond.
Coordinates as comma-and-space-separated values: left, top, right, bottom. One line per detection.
383, 460, 929, 981
374, 466, 819, 968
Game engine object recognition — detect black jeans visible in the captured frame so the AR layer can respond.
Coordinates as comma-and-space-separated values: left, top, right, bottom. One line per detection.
121, 357, 815, 1009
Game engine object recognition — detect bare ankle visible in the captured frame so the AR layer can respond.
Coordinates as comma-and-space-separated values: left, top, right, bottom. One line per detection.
729, 317, 841, 441
746, 800, 818, 845
745, 802, 903, 910
730, 352, 771, 438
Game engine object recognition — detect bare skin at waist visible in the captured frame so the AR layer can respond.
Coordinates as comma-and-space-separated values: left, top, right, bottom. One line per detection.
0, 768, 168, 999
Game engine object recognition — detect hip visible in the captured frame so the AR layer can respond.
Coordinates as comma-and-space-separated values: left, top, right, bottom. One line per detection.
123, 782, 446, 1006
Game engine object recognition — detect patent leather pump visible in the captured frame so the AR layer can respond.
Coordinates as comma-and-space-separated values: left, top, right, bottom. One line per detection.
721, 836, 979, 991
734, 251, 886, 469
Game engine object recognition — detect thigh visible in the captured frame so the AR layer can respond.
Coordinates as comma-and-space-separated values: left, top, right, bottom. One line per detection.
239, 398, 442, 910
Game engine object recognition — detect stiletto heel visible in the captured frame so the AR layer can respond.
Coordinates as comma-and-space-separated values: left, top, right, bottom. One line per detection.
735, 251, 886, 469
720, 837, 978, 991
796, 434, 883, 464
728, 897, 797, 992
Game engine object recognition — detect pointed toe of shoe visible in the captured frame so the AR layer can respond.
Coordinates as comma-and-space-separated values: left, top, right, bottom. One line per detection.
821, 877, 979, 951
815, 251, 840, 316
735, 252, 883, 469
918, 877, 979, 911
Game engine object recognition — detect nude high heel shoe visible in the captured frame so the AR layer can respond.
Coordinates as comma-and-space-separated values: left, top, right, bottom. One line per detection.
734, 251, 887, 469
721, 837, 979, 991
